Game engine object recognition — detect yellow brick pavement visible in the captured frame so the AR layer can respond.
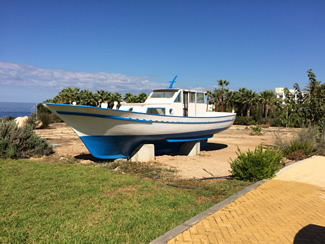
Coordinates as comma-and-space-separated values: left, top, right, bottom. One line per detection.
166, 157, 325, 244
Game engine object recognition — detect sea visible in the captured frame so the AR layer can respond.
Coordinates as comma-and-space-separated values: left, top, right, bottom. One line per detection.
0, 102, 37, 119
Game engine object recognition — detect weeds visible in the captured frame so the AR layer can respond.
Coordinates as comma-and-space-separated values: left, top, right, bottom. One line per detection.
274, 126, 320, 158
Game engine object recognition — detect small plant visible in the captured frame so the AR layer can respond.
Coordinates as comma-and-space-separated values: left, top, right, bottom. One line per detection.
250, 126, 262, 135
0, 120, 53, 159
229, 144, 283, 181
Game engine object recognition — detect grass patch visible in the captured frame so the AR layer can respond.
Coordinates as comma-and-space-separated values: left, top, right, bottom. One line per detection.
1, 159, 250, 243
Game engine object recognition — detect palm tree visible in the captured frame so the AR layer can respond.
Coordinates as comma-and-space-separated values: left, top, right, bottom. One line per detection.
135, 92, 148, 103
217, 80, 230, 112
109, 92, 122, 108
238, 88, 248, 116
96, 89, 111, 107
124, 92, 135, 103
304, 69, 325, 126
243, 89, 258, 117
211, 88, 222, 112
259, 90, 276, 119
80, 89, 97, 106
225, 90, 239, 113
57, 87, 80, 104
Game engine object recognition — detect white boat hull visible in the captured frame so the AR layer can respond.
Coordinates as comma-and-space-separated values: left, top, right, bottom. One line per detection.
43, 103, 235, 159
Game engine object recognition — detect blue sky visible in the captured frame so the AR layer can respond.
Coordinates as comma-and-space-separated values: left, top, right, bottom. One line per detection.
1, 0, 324, 102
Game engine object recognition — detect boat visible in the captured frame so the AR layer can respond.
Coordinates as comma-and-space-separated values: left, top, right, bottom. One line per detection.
43, 77, 236, 159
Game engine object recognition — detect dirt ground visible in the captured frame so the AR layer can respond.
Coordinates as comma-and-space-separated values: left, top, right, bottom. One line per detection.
35, 123, 299, 179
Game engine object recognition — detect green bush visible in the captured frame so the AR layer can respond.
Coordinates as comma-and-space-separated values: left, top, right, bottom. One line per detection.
0, 120, 53, 159
234, 116, 256, 126
37, 112, 51, 129
270, 117, 286, 127
229, 144, 283, 181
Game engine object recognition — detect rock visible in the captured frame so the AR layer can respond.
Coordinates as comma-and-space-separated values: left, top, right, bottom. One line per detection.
14, 116, 29, 128
35, 120, 43, 129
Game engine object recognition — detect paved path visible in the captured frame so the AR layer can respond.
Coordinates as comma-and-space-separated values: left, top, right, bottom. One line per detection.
152, 156, 325, 243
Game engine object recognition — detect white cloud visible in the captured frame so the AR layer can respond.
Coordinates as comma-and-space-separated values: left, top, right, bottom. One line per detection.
0, 61, 167, 93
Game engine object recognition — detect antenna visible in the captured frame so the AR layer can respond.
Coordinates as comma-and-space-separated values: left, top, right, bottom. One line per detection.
168, 75, 177, 89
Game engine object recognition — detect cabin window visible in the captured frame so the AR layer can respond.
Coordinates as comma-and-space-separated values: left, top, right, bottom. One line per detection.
150, 92, 175, 98
147, 108, 165, 115
197, 93, 205, 103
174, 92, 182, 102
189, 93, 195, 103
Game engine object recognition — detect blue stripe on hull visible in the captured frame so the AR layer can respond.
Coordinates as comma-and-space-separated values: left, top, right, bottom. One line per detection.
80, 128, 225, 159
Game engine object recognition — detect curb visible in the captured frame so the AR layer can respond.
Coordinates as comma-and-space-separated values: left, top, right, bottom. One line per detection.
149, 179, 268, 244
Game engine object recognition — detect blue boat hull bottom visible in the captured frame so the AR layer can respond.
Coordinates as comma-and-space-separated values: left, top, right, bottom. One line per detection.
80, 129, 226, 159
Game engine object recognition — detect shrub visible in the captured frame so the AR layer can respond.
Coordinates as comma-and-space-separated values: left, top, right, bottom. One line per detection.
234, 116, 256, 126
277, 126, 319, 157
5, 116, 15, 122
27, 113, 37, 129
37, 112, 51, 129
229, 144, 283, 181
270, 117, 286, 127
0, 120, 53, 159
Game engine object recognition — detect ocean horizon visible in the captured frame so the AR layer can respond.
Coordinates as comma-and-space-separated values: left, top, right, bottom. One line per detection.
0, 102, 37, 118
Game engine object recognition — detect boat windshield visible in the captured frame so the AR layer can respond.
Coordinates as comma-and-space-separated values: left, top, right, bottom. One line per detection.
150, 91, 175, 98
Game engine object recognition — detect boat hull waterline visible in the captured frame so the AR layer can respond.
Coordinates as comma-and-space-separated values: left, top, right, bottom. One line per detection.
43, 103, 236, 159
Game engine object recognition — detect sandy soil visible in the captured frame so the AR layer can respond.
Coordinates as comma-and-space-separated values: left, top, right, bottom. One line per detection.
35, 123, 299, 179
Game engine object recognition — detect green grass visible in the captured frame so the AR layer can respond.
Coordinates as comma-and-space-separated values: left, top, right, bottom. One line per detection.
1, 159, 250, 243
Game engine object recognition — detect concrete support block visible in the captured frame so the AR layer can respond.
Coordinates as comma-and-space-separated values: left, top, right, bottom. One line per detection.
130, 144, 155, 162
179, 141, 200, 156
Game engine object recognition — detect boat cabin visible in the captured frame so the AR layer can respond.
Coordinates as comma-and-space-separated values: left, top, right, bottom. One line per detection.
119, 89, 208, 117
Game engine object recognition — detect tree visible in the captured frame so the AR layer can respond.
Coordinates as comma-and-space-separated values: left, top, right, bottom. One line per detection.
96, 89, 111, 107
210, 88, 222, 112
243, 89, 258, 117
124, 93, 135, 103
259, 90, 276, 119
123, 92, 147, 103
56, 87, 80, 104
217, 80, 230, 112
238, 88, 248, 116
225, 90, 239, 113
109, 92, 122, 108
304, 69, 325, 127
135, 92, 148, 103
80, 89, 97, 106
